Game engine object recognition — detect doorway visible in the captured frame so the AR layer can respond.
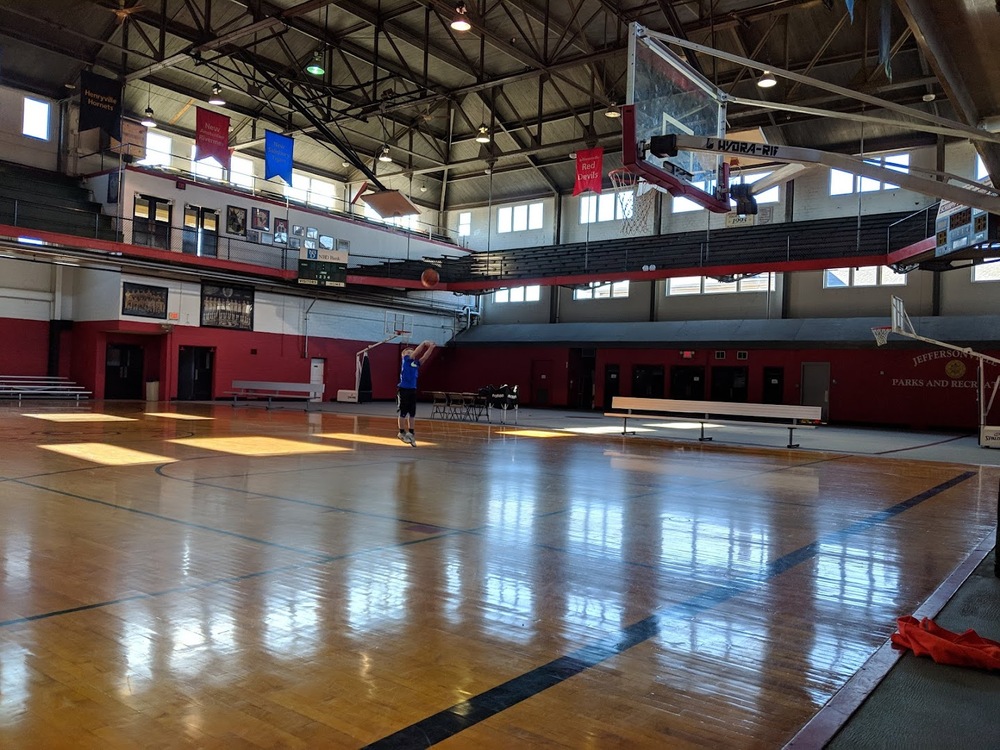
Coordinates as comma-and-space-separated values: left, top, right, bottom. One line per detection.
801, 362, 831, 421
711, 366, 749, 402
531, 359, 552, 406
567, 348, 596, 409
177, 346, 214, 400
603, 364, 620, 410
670, 366, 705, 400
182, 205, 219, 257
632, 365, 665, 398
105, 344, 145, 399
762, 366, 784, 404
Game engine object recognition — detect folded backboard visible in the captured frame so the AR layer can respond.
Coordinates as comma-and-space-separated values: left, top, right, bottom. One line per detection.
360, 190, 421, 218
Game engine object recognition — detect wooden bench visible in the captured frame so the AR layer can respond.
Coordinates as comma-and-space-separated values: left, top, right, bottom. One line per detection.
0, 376, 92, 405
606, 397, 823, 448
229, 380, 324, 409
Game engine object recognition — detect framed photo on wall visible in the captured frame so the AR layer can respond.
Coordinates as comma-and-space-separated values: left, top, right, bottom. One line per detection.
201, 283, 254, 330
274, 218, 288, 244
289, 237, 302, 250
251, 207, 270, 231
226, 205, 247, 236
306, 227, 318, 239
319, 235, 334, 250
292, 224, 304, 237
122, 282, 168, 320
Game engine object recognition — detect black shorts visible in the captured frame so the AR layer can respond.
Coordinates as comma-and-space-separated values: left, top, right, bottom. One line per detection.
397, 388, 417, 418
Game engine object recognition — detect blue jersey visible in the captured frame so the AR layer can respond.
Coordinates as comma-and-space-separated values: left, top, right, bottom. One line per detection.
398, 354, 420, 389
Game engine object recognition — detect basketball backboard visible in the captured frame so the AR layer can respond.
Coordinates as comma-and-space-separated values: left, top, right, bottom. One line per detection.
624, 22, 730, 213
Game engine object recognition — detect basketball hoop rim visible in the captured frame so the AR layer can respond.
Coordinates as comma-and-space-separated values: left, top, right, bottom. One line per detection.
871, 326, 892, 346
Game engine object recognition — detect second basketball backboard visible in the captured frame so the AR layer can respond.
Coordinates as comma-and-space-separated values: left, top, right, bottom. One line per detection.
624, 22, 730, 212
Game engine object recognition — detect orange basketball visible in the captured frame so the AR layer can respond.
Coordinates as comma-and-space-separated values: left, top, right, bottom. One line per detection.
421, 268, 440, 288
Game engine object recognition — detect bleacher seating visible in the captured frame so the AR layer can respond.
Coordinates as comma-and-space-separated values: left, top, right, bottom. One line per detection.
0, 375, 92, 405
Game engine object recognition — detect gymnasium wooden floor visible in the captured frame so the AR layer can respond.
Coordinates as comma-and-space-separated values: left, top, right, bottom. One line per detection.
0, 402, 996, 749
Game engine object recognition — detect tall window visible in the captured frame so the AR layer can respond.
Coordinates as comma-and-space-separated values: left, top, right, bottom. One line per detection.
672, 181, 708, 213
285, 172, 335, 209
580, 191, 633, 224
494, 286, 540, 303
830, 153, 910, 195
823, 266, 906, 287
229, 155, 255, 189
498, 202, 543, 233
573, 281, 630, 300
665, 274, 776, 295
972, 262, 1000, 282
458, 212, 472, 237
729, 171, 780, 206
190, 146, 223, 181
22, 97, 50, 140
139, 132, 172, 167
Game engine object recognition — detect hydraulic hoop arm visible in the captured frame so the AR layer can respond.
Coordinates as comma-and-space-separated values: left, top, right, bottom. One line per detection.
648, 134, 1000, 215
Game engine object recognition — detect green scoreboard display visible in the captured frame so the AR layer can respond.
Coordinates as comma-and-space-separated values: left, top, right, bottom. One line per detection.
298, 247, 348, 287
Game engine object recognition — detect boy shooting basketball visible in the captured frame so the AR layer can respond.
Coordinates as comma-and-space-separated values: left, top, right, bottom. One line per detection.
397, 339, 435, 446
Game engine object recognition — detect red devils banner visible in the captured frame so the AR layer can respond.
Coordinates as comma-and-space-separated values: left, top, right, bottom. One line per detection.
195, 107, 231, 170
573, 147, 604, 195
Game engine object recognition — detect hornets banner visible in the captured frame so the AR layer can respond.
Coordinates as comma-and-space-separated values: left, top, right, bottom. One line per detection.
79, 71, 122, 141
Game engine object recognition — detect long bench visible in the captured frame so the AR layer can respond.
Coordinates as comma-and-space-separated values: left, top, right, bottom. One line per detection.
606, 397, 823, 448
229, 380, 324, 409
0, 375, 92, 405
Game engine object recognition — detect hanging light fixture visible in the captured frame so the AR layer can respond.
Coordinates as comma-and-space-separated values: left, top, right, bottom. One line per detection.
474, 124, 491, 143
378, 145, 392, 163
757, 71, 777, 89
305, 50, 325, 76
604, 104, 621, 118
450, 4, 471, 31
208, 83, 225, 105
141, 82, 156, 127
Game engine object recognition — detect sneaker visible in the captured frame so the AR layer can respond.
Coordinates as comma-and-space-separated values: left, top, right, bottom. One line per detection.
405, 433, 416, 446
398, 432, 407, 444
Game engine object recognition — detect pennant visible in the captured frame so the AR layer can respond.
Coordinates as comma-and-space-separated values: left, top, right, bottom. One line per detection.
878, 0, 892, 80
264, 130, 294, 185
79, 71, 122, 141
195, 107, 231, 171
573, 147, 604, 196
845, 0, 855, 22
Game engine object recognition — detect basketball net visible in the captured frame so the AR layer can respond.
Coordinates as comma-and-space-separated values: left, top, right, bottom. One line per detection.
871, 326, 892, 347
609, 168, 656, 235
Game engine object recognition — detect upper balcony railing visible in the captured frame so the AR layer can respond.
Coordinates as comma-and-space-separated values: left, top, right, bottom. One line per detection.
87, 149, 460, 246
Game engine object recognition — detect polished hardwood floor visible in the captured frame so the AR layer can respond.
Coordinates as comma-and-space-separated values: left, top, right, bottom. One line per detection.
0, 402, 996, 748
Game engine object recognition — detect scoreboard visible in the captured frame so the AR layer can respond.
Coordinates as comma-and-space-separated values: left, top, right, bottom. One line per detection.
298, 246, 348, 287
935, 176, 998, 256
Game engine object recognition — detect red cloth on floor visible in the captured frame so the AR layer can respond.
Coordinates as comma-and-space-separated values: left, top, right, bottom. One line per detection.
891, 615, 1000, 671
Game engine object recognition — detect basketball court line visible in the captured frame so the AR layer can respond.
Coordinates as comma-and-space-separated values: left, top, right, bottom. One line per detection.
362, 470, 977, 748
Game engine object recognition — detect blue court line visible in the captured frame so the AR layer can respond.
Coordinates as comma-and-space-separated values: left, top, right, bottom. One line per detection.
362, 470, 976, 749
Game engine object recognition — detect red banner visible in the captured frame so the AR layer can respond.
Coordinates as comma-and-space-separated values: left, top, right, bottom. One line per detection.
195, 107, 231, 171
573, 147, 604, 195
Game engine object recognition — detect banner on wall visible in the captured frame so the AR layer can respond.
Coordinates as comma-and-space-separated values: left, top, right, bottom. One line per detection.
79, 71, 122, 141
573, 147, 604, 196
264, 130, 294, 185
195, 107, 231, 170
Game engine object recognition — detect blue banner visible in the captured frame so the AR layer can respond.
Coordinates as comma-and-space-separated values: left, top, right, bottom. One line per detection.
845, 0, 855, 21
264, 131, 294, 185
